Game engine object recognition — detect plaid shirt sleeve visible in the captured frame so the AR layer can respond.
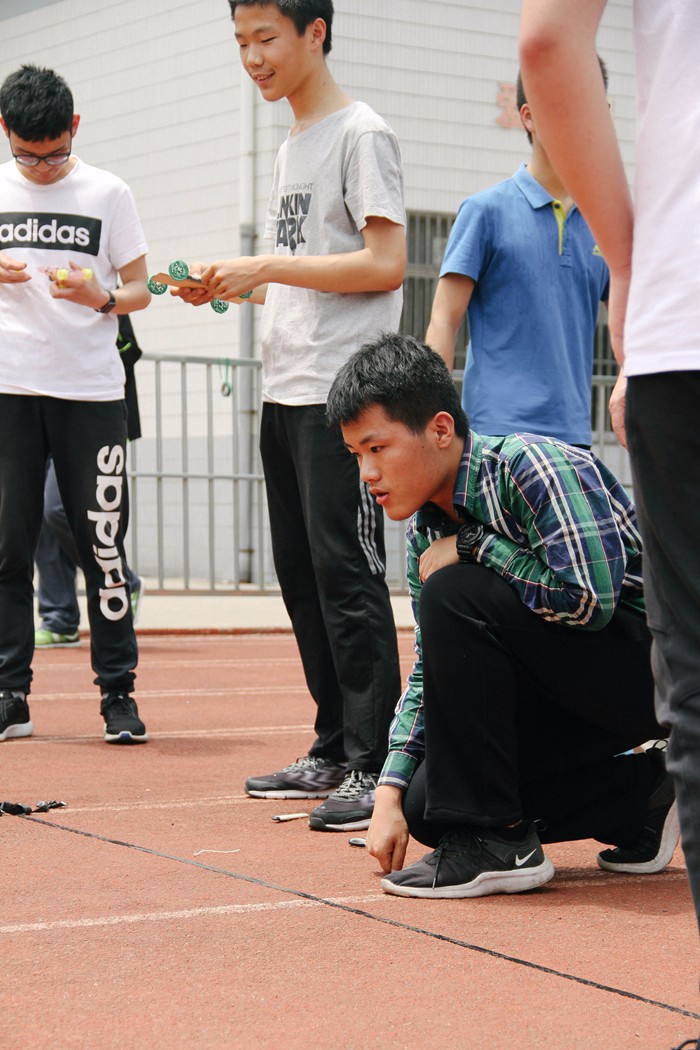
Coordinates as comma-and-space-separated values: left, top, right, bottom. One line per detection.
473, 441, 631, 630
378, 519, 428, 790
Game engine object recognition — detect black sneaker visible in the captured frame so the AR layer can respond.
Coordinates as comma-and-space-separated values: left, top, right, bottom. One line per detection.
381, 822, 555, 899
245, 755, 345, 799
0, 691, 33, 742
101, 692, 148, 744
308, 770, 377, 831
597, 741, 679, 874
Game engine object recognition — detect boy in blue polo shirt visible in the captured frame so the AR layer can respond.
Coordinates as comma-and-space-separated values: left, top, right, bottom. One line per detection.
426, 65, 609, 447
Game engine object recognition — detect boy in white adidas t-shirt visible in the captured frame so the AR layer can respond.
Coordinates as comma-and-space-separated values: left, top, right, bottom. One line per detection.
0, 63, 150, 744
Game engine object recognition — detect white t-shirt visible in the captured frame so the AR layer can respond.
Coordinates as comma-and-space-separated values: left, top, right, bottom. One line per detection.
260, 100, 405, 404
624, 0, 700, 375
0, 157, 148, 400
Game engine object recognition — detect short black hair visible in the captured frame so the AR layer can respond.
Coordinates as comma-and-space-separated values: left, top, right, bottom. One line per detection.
516, 55, 609, 144
228, 0, 333, 54
0, 64, 74, 141
327, 333, 469, 439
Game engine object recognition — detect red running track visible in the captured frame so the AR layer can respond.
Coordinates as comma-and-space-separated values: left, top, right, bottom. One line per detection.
2, 631, 699, 1050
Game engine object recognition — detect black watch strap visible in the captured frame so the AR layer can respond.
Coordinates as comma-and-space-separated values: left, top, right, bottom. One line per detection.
95, 290, 117, 314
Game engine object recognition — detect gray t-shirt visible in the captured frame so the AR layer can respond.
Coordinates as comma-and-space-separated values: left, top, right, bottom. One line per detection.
261, 100, 405, 404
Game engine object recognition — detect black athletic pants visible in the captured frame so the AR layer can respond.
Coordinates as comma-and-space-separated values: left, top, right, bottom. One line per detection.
35, 456, 140, 635
0, 394, 137, 695
404, 563, 664, 848
259, 403, 401, 772
627, 372, 700, 932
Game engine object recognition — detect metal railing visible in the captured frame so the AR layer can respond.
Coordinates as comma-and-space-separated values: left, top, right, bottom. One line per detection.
127, 352, 270, 591
126, 352, 629, 593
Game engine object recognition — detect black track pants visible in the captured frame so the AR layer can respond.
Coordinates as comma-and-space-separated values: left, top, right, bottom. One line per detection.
405, 563, 662, 842
260, 402, 401, 772
0, 394, 137, 695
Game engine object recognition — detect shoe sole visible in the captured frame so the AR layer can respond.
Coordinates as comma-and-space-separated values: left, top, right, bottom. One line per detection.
104, 730, 149, 744
246, 787, 336, 799
308, 816, 372, 832
35, 640, 82, 648
596, 800, 680, 874
0, 721, 34, 742
380, 857, 555, 899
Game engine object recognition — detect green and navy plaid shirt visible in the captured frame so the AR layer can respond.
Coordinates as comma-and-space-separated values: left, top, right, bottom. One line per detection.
379, 430, 646, 791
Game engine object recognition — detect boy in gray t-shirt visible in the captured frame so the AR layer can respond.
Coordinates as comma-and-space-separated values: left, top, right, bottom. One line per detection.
176, 0, 406, 834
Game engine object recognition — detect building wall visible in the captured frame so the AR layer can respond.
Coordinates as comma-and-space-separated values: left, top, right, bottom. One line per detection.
336, 0, 637, 213
0, 1, 636, 584
0, 0, 636, 362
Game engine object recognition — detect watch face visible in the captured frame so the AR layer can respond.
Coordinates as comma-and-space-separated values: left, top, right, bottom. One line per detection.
456, 522, 483, 560
458, 524, 481, 546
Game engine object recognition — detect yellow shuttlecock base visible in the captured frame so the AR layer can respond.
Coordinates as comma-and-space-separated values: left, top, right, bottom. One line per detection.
55, 267, 93, 287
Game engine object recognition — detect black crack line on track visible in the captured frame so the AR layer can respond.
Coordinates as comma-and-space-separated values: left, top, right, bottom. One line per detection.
22, 814, 700, 1022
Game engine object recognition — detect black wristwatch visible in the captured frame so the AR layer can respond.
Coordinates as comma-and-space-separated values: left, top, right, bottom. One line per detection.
95, 290, 117, 314
456, 521, 484, 562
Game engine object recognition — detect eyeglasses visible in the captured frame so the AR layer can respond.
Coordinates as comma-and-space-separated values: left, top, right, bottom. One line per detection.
10, 142, 72, 168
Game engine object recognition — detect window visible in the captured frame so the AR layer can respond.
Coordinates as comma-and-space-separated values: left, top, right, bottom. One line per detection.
592, 307, 617, 435
400, 210, 469, 375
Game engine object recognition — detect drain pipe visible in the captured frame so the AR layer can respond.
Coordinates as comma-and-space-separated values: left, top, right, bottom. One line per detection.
237, 71, 257, 584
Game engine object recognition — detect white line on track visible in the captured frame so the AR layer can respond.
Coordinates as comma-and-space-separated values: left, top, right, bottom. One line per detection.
29, 686, 309, 702
550, 867, 688, 884
0, 895, 386, 935
25, 723, 312, 743
36, 658, 304, 670
55, 795, 254, 812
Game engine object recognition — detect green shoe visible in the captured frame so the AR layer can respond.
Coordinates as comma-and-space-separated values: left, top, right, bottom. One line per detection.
130, 577, 145, 624
35, 628, 81, 649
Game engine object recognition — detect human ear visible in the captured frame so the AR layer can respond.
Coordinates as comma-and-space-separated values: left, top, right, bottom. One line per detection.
519, 103, 534, 136
310, 17, 327, 49
431, 411, 456, 448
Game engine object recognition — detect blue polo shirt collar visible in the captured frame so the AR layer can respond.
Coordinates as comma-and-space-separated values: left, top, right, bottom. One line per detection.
512, 162, 576, 213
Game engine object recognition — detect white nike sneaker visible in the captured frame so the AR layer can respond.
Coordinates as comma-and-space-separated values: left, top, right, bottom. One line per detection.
381, 821, 554, 899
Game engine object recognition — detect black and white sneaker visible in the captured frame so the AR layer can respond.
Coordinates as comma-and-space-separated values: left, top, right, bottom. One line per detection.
308, 770, 377, 831
245, 755, 346, 799
0, 691, 33, 741
597, 741, 679, 874
101, 692, 148, 744
381, 822, 554, 899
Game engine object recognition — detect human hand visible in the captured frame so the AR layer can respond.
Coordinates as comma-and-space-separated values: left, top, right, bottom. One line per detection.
201, 257, 261, 301
608, 373, 627, 449
45, 261, 106, 309
366, 785, 409, 873
0, 252, 31, 284
418, 534, 459, 583
169, 261, 214, 306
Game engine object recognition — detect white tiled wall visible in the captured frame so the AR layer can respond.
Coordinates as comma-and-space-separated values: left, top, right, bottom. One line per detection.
1, 0, 636, 362
1, 0, 636, 585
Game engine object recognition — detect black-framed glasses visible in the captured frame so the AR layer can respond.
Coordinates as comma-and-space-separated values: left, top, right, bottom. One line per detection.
10, 140, 72, 168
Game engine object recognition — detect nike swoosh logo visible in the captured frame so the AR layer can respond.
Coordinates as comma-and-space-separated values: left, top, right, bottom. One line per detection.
515, 849, 537, 867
